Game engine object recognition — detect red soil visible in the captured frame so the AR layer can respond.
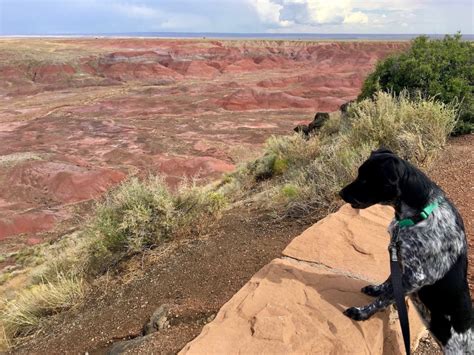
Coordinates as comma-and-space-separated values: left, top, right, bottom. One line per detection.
0, 38, 408, 251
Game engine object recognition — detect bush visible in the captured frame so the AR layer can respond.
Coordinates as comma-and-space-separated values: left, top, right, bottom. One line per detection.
347, 91, 457, 165
174, 181, 227, 235
87, 177, 175, 272
243, 92, 456, 217
359, 34, 473, 135
87, 176, 226, 273
245, 133, 321, 182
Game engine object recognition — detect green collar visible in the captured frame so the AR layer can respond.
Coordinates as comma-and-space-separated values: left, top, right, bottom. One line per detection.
397, 199, 441, 227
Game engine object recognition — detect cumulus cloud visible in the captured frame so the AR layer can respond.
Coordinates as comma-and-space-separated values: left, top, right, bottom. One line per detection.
250, 0, 370, 27
253, 0, 291, 26
343, 11, 369, 24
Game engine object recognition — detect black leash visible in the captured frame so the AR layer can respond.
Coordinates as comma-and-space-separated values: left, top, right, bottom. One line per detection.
390, 227, 411, 355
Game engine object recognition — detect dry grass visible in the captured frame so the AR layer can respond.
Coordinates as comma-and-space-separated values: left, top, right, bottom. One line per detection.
0, 175, 227, 348
218, 91, 457, 218
0, 152, 44, 167
87, 176, 227, 274
0, 274, 85, 348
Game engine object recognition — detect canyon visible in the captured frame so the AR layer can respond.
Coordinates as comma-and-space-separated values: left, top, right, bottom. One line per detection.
0, 38, 408, 252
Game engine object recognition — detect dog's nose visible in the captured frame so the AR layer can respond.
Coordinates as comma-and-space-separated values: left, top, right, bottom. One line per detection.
339, 189, 345, 199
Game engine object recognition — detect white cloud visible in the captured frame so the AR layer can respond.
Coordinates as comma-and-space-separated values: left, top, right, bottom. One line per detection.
344, 11, 369, 24
250, 0, 370, 27
253, 0, 291, 26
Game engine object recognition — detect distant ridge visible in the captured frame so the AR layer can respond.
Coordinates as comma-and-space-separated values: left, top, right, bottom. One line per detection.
2, 32, 474, 41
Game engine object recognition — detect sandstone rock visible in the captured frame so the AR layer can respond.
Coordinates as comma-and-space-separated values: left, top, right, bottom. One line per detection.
283, 204, 394, 283
223, 58, 260, 73
0, 211, 57, 241
221, 89, 315, 111
107, 334, 153, 355
101, 50, 172, 65
310, 111, 330, 128
294, 112, 330, 136
181, 204, 425, 354
293, 124, 310, 135
34, 64, 76, 84
2, 161, 126, 205
100, 62, 180, 82
181, 258, 424, 355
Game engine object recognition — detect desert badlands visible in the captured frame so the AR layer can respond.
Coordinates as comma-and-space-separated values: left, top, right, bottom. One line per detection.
0, 38, 407, 251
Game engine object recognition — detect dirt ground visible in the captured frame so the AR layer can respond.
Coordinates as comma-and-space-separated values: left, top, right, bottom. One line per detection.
14, 206, 318, 354
12, 134, 472, 354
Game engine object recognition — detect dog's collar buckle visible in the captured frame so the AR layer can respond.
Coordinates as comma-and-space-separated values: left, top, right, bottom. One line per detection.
397, 199, 441, 228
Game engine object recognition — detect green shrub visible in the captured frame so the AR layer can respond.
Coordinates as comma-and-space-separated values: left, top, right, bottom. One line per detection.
272, 157, 289, 175
265, 133, 321, 168
86, 176, 227, 273
347, 91, 457, 165
280, 184, 299, 200
87, 177, 175, 272
247, 153, 277, 181
359, 34, 473, 135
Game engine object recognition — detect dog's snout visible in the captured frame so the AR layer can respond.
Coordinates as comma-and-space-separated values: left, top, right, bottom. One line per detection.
339, 189, 345, 200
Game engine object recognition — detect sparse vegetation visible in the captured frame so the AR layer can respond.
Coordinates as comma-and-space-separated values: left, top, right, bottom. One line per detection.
0, 92, 458, 348
0, 152, 44, 167
218, 91, 457, 217
86, 176, 176, 273
0, 177, 226, 348
359, 34, 473, 135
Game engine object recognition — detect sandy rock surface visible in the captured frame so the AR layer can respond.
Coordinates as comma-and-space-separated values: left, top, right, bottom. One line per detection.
181, 204, 425, 355
283, 204, 393, 283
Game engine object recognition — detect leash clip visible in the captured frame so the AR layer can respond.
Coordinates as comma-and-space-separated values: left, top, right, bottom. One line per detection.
389, 245, 398, 262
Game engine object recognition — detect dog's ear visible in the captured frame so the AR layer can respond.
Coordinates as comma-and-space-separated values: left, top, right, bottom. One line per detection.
371, 147, 395, 157
382, 156, 402, 186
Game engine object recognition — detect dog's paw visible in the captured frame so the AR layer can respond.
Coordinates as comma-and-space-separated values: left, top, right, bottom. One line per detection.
361, 284, 383, 297
343, 307, 370, 321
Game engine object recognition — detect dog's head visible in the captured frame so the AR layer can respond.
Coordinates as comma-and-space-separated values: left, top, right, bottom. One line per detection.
339, 148, 403, 209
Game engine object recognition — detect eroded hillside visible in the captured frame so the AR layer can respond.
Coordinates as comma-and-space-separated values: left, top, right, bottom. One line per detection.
0, 38, 408, 251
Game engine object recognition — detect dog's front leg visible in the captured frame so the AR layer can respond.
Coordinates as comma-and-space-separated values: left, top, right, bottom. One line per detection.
344, 258, 428, 321
343, 294, 393, 321
361, 277, 391, 297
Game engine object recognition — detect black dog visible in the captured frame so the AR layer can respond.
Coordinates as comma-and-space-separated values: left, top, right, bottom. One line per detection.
339, 148, 473, 353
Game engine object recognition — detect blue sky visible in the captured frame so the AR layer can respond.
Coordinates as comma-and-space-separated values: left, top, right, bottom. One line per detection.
0, 0, 472, 35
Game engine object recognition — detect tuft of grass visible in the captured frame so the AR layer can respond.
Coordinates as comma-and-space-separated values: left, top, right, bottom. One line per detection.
0, 274, 85, 347
86, 176, 175, 273
272, 157, 289, 175
280, 184, 299, 200
174, 180, 227, 236
86, 176, 226, 274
